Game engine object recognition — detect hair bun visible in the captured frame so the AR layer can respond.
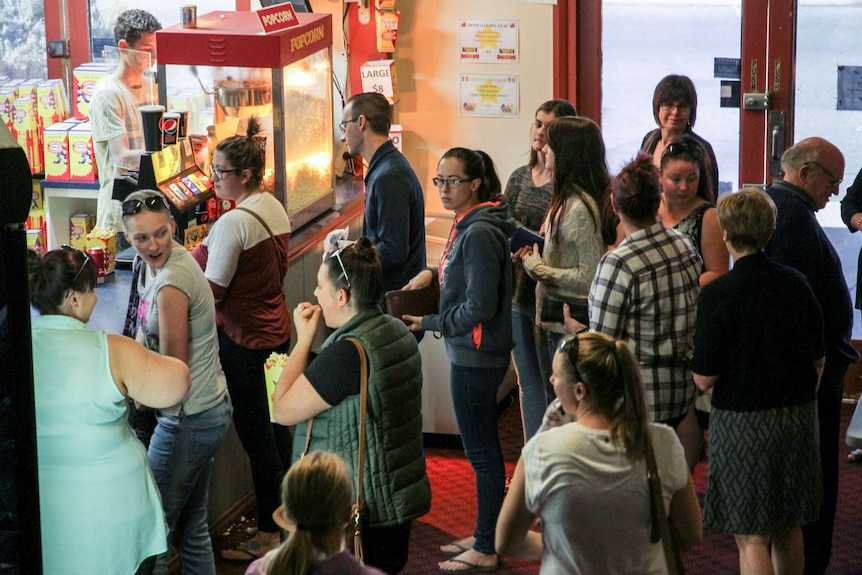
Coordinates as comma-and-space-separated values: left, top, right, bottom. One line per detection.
353, 236, 378, 262
245, 116, 263, 139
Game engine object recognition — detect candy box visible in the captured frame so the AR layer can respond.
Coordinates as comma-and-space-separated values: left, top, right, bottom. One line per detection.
26, 229, 45, 255
69, 213, 96, 250
68, 122, 97, 181
11, 97, 42, 174
72, 64, 106, 120
43, 121, 72, 180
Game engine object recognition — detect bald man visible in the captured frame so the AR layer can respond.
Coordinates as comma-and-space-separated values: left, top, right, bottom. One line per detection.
764, 137, 858, 575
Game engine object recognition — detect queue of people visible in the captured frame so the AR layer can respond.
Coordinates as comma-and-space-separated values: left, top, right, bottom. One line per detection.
27, 65, 861, 575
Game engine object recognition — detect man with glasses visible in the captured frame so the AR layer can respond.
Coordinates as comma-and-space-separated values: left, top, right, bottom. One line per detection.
764, 137, 858, 575
341, 92, 426, 296
91, 9, 161, 244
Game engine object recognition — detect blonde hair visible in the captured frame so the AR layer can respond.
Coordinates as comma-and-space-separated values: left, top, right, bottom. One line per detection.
268, 452, 354, 575
717, 188, 776, 253
558, 332, 650, 460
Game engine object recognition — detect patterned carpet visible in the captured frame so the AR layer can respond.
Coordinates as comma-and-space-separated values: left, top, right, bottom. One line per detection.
208, 396, 862, 574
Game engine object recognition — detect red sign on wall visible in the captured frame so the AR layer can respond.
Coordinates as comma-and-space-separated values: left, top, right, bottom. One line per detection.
256, 3, 299, 34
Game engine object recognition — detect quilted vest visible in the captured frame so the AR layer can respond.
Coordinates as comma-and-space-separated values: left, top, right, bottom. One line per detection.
291, 310, 431, 527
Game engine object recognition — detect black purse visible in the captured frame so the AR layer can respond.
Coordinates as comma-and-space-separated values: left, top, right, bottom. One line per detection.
540, 294, 589, 325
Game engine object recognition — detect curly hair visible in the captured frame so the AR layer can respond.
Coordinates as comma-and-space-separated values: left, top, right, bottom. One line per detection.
114, 9, 162, 45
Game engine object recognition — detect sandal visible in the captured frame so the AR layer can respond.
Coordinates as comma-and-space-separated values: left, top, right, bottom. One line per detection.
848, 449, 862, 463
440, 539, 472, 556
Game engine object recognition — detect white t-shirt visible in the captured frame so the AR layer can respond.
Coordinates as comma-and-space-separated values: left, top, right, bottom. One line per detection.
523, 422, 687, 575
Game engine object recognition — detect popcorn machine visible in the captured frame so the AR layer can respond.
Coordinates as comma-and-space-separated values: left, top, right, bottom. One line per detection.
156, 11, 334, 230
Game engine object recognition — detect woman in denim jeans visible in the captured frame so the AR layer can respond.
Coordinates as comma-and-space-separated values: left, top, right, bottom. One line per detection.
403, 148, 515, 573
123, 190, 232, 574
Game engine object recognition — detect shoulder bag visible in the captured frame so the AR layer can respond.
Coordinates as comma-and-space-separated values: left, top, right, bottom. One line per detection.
300, 337, 368, 564
646, 433, 685, 575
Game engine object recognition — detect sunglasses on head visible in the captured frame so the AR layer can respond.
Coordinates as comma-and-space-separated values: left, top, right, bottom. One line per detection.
122, 195, 170, 217
661, 141, 703, 162
326, 241, 356, 289
61, 244, 91, 287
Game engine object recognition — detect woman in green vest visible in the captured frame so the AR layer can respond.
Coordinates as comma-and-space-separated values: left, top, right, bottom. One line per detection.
271, 236, 431, 575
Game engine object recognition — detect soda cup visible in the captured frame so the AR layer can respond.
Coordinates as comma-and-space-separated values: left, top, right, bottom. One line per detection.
161, 112, 180, 146
140, 105, 165, 152
181, 5, 197, 28
170, 109, 189, 138
88, 246, 106, 284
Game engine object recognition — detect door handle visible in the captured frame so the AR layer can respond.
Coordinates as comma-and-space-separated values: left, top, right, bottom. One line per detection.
770, 111, 785, 175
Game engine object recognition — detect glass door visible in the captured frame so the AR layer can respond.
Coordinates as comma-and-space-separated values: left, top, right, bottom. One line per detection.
601, 0, 742, 194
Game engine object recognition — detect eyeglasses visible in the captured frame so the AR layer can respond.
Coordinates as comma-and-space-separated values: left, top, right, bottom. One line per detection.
327, 243, 354, 289
210, 165, 242, 180
61, 244, 91, 287
659, 101, 691, 113
661, 141, 703, 162
804, 161, 843, 187
338, 116, 360, 133
433, 176, 473, 189
122, 195, 170, 216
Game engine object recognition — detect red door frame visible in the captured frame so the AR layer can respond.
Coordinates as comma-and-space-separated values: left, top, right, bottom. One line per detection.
556, 0, 796, 189
44, 0, 91, 80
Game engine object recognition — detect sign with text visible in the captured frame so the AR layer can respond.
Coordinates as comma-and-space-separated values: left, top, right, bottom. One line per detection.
256, 3, 299, 34
459, 73, 519, 117
459, 19, 519, 63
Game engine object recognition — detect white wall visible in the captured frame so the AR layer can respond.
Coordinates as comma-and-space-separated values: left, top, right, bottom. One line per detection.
391, 1, 554, 215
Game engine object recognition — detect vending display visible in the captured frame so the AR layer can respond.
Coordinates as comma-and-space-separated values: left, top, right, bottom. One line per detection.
157, 11, 334, 231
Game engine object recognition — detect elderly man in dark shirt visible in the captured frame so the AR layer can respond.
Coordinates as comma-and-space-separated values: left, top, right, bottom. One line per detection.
764, 137, 859, 575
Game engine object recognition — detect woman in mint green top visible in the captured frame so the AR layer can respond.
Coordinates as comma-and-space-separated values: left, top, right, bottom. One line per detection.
28, 247, 190, 575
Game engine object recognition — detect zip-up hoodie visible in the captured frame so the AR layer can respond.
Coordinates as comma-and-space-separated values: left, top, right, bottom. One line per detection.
423, 197, 516, 368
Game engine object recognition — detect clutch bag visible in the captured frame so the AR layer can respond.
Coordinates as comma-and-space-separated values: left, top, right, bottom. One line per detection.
540, 294, 589, 325
385, 283, 440, 323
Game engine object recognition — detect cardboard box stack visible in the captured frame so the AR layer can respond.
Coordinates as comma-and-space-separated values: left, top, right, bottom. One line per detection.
26, 181, 46, 255
0, 77, 69, 175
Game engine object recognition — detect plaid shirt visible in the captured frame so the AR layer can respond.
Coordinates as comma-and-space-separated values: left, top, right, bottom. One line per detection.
589, 222, 702, 422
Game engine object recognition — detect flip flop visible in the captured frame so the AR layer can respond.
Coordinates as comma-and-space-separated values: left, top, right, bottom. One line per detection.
221, 538, 276, 562
437, 558, 501, 573
439, 540, 471, 555
848, 449, 862, 463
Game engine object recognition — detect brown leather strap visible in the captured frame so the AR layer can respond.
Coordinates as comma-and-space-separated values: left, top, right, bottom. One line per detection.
234, 206, 287, 279
344, 337, 368, 564
646, 432, 685, 575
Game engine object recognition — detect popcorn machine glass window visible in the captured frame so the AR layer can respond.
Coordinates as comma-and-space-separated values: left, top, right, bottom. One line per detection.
156, 12, 334, 230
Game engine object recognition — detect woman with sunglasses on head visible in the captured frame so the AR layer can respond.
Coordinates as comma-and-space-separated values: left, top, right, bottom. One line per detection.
496, 332, 702, 574
28, 246, 190, 575
590, 154, 702, 466
658, 134, 729, 470
504, 98, 576, 442
122, 190, 232, 575
270, 237, 430, 575
401, 148, 515, 573
517, 116, 617, 374
641, 74, 719, 198
191, 117, 293, 562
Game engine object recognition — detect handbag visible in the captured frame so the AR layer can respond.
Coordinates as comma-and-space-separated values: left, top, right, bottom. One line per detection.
384, 283, 439, 322
300, 337, 369, 564
540, 294, 589, 325
646, 432, 686, 575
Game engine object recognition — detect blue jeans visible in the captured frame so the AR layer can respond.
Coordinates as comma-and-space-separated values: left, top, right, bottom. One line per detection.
148, 395, 233, 575
450, 364, 508, 555
511, 307, 549, 441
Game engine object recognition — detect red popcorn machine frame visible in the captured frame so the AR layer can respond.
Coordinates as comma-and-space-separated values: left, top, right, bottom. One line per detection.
156, 11, 335, 231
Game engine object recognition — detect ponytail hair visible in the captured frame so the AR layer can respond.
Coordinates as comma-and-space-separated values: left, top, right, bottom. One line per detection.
215, 116, 266, 191
440, 147, 502, 203
267, 451, 354, 575
560, 332, 650, 460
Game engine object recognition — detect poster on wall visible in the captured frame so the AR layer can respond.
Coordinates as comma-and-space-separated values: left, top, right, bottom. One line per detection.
460, 73, 519, 118
458, 19, 519, 63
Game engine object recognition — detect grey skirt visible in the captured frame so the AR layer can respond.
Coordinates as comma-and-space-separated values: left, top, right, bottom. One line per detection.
704, 402, 822, 534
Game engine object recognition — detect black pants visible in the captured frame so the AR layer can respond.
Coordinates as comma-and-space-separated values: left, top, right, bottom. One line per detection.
803, 361, 849, 575
361, 521, 413, 575
218, 331, 292, 534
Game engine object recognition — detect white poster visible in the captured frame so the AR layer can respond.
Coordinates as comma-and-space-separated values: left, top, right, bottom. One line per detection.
458, 19, 519, 63
459, 73, 519, 118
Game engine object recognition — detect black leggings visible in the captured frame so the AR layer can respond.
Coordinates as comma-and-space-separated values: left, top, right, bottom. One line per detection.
218, 331, 291, 534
